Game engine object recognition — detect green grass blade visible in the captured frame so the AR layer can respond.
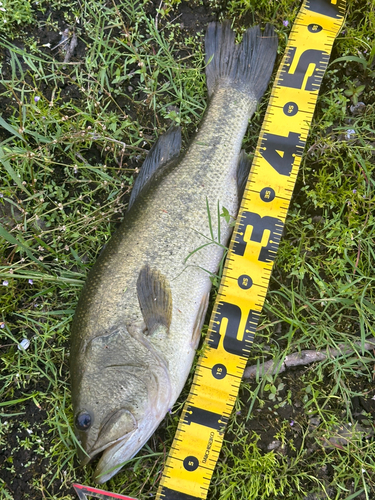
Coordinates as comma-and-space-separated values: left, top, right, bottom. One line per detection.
0, 115, 26, 142
0, 146, 31, 195
0, 225, 45, 266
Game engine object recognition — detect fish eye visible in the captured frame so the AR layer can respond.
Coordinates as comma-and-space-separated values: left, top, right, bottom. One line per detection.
75, 411, 92, 431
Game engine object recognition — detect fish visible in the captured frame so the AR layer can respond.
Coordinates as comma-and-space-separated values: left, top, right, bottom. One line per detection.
69, 21, 278, 484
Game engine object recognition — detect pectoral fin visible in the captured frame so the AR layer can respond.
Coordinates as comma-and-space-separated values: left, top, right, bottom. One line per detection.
137, 264, 172, 337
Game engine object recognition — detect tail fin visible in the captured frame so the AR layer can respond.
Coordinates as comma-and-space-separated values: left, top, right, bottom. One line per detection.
205, 22, 277, 101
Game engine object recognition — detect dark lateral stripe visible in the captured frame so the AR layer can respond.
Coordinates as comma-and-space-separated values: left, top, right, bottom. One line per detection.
159, 487, 201, 500
183, 406, 227, 430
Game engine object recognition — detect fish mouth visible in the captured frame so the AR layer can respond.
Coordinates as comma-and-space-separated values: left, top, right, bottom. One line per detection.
79, 408, 138, 466
92, 410, 170, 484
93, 438, 132, 483
79, 433, 130, 466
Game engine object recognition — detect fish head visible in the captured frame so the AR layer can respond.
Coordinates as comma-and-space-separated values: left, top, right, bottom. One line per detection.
71, 324, 172, 482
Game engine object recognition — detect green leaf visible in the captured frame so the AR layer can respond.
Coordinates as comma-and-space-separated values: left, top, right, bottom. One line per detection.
330, 55, 368, 69
0, 224, 45, 267
0, 115, 26, 142
0, 393, 39, 408
22, 129, 50, 144
0, 146, 31, 195
220, 206, 231, 224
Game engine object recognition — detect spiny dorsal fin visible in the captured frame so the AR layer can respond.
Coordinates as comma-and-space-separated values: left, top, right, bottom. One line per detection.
128, 127, 181, 211
136, 264, 172, 336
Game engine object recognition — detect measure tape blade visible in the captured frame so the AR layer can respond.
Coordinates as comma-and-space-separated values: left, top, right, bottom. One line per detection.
156, 1, 345, 499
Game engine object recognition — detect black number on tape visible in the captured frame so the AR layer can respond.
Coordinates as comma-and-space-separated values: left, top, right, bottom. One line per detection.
279, 47, 328, 91
208, 303, 259, 356
260, 131, 305, 177
233, 212, 284, 262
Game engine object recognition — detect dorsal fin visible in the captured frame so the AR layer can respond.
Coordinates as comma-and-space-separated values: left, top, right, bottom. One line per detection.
127, 127, 181, 211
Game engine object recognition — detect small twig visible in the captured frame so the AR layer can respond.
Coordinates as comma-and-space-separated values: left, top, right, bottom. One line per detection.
243, 338, 375, 379
166, 13, 183, 27
51, 29, 70, 51
155, 0, 163, 31
75, 152, 87, 164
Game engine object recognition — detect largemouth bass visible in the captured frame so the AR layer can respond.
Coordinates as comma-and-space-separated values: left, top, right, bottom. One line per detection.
70, 21, 277, 483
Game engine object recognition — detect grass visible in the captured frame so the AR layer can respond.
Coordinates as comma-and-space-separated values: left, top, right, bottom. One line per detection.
1, 0, 375, 499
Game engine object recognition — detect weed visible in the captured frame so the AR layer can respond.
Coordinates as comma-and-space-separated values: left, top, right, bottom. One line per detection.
0, 0, 34, 36
344, 81, 366, 105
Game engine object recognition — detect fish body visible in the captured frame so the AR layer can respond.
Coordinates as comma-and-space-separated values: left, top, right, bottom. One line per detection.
70, 22, 277, 483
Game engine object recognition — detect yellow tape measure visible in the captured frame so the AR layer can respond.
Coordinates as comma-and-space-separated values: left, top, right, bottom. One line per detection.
156, 1, 345, 499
